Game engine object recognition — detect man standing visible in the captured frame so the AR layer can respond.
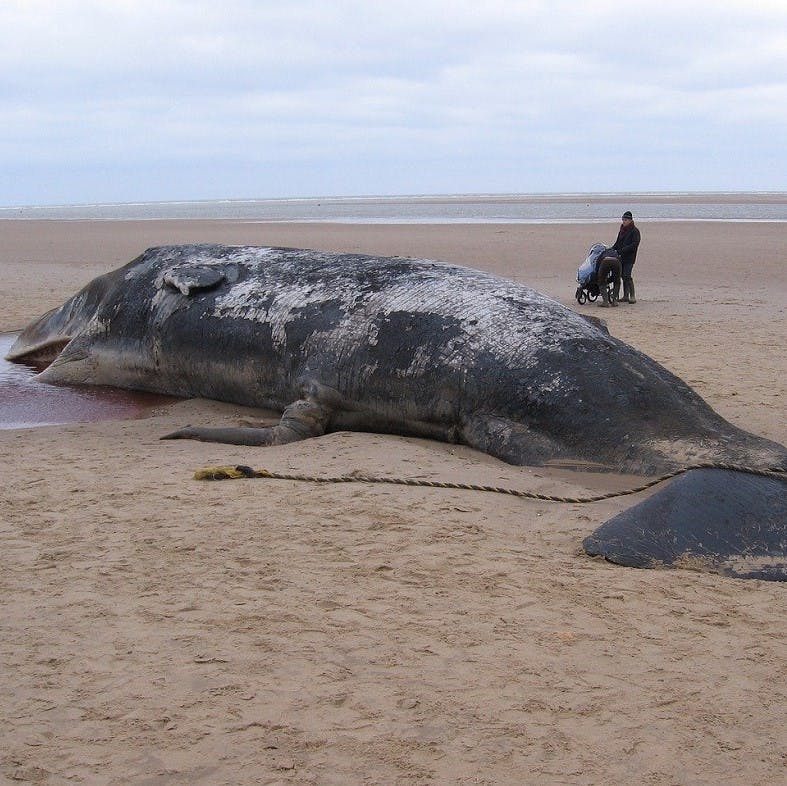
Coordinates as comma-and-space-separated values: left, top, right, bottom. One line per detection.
612, 211, 641, 303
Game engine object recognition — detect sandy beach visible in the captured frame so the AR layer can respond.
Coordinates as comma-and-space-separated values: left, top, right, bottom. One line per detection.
1, 218, 785, 784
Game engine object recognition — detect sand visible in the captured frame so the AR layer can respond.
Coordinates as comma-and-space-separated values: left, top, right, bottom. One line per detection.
1, 219, 785, 785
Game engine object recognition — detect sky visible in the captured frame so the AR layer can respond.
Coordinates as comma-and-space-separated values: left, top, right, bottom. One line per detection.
1, 0, 786, 206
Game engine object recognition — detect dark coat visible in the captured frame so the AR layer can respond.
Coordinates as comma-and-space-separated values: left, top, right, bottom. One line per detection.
612, 223, 640, 267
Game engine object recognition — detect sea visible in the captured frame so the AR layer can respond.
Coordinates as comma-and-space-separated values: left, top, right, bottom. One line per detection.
1, 192, 786, 223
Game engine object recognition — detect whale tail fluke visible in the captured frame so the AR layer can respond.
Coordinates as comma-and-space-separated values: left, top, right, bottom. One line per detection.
583, 468, 787, 581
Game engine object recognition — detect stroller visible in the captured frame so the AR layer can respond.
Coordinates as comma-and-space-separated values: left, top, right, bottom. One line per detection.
575, 243, 619, 305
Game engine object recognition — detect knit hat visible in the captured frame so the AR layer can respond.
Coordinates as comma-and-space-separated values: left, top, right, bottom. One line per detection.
622, 211, 633, 220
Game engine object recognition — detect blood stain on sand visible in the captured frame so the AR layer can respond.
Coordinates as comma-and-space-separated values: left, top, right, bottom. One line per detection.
0, 332, 180, 429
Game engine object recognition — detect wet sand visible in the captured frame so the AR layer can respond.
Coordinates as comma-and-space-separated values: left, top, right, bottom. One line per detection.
1, 218, 786, 784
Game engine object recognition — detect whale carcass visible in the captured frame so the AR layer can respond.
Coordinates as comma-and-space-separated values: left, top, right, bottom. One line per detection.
7, 244, 786, 579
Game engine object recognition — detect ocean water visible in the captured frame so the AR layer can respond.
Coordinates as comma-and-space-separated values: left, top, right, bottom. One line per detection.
1, 193, 786, 223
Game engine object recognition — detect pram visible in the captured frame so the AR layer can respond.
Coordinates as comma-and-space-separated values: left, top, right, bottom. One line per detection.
575, 243, 619, 305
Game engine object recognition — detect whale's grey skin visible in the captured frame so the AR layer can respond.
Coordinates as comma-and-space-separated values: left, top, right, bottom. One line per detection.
8, 244, 787, 478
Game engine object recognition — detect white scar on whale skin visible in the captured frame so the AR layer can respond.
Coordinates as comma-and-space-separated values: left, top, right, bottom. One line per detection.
210, 255, 600, 380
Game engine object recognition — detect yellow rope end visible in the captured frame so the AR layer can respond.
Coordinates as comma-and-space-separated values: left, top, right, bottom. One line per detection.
194, 465, 256, 481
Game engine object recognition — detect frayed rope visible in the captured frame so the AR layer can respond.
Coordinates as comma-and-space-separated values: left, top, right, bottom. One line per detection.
192, 463, 786, 504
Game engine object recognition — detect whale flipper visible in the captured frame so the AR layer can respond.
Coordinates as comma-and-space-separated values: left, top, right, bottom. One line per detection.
162, 399, 330, 446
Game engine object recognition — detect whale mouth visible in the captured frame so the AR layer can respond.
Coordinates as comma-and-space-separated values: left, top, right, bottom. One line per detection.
5, 338, 71, 369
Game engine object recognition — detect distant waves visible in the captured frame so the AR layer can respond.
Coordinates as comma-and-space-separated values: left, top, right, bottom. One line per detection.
1, 193, 786, 223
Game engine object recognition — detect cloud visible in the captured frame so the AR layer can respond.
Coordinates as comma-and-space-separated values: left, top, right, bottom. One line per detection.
1, 0, 786, 203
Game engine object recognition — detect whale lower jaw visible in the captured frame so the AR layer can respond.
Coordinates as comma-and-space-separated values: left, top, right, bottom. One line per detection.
5, 338, 71, 365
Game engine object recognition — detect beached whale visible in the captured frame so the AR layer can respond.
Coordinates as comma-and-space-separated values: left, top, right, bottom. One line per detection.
8, 244, 787, 578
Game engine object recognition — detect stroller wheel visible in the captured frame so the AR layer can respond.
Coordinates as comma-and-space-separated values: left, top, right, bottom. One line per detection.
588, 290, 598, 302
575, 287, 586, 305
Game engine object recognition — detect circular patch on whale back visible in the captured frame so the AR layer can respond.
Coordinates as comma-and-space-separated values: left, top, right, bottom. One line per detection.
161, 265, 226, 296
583, 468, 787, 581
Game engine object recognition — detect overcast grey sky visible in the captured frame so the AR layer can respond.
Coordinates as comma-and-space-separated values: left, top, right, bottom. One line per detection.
2, 0, 786, 206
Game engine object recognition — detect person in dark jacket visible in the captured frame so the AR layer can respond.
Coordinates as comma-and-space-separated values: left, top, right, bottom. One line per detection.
612, 210, 641, 303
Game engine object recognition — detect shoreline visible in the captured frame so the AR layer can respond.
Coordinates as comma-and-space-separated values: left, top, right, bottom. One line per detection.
1, 218, 785, 784
3, 191, 786, 224
3, 189, 787, 208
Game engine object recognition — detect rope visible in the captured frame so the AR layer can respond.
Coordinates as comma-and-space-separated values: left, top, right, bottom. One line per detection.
192, 462, 786, 504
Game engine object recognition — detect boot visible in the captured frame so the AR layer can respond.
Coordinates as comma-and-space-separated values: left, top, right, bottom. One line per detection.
598, 283, 610, 307
628, 280, 636, 304
620, 281, 631, 303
